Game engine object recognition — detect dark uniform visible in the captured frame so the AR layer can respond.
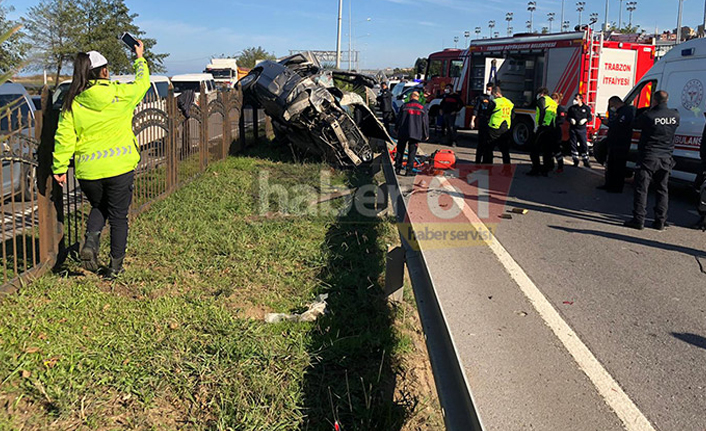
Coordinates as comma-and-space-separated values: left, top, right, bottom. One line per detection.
395, 99, 429, 175
567, 103, 593, 164
603, 104, 635, 192
553, 104, 568, 170
440, 90, 464, 146
529, 95, 558, 174
630, 102, 680, 227
474, 92, 494, 163
377, 87, 393, 132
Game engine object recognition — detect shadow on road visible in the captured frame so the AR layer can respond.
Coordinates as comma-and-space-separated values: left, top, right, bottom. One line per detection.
671, 332, 706, 351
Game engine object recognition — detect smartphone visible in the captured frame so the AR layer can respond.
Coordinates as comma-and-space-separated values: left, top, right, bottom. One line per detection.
119, 32, 139, 52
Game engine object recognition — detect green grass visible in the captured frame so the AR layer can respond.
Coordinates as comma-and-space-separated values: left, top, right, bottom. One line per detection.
0, 140, 442, 430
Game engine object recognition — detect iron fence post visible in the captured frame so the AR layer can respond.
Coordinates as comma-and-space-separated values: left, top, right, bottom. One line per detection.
36, 86, 61, 266
200, 83, 208, 171
166, 86, 177, 191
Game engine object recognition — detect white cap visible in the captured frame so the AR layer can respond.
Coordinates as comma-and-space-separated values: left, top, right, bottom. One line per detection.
87, 51, 108, 69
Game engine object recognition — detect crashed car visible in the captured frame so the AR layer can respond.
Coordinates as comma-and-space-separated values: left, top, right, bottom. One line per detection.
239, 52, 390, 167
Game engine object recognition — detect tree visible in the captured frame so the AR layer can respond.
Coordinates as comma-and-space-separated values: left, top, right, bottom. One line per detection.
414, 57, 427, 75
237, 46, 276, 68
77, 0, 168, 74
23, 0, 168, 87
0, 2, 29, 74
22, 0, 82, 86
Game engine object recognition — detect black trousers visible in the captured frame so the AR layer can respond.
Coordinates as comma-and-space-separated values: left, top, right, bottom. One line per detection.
443, 113, 457, 145
605, 148, 628, 192
78, 170, 135, 259
382, 111, 393, 133
633, 157, 673, 224
395, 139, 418, 172
530, 126, 555, 172
483, 125, 511, 164
570, 127, 589, 161
476, 122, 489, 164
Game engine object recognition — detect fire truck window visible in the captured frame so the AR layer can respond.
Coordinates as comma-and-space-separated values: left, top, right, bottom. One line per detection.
450, 60, 463, 78
442, 60, 448, 77
428, 60, 442, 78
625, 80, 655, 110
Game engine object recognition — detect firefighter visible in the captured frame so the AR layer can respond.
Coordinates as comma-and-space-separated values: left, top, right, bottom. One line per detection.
53, 43, 149, 279
395, 91, 429, 176
471, 83, 495, 164
528, 87, 557, 176
552, 92, 567, 173
624, 90, 680, 230
567, 93, 593, 167
377, 82, 394, 133
483, 85, 513, 165
440, 84, 463, 147
598, 96, 634, 193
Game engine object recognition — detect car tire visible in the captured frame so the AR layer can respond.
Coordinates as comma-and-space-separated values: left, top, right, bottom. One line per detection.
21, 164, 37, 202
511, 117, 534, 149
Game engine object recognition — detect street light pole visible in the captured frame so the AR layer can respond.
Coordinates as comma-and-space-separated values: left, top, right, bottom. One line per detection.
577, 1, 585, 27
348, 0, 352, 71
561, 0, 566, 32
548, 12, 556, 32
618, 0, 624, 31
604, 0, 610, 31
676, 0, 684, 42
335, 0, 343, 68
506, 12, 514, 36
528, 1, 537, 32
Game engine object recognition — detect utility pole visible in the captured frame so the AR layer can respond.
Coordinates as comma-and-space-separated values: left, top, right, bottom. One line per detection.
561, 0, 566, 32
604, 0, 610, 31
335, 0, 342, 68
348, 0, 352, 71
618, 0, 624, 31
676, 0, 684, 42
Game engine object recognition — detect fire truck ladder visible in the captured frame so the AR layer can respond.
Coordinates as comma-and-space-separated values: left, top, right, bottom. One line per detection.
584, 31, 603, 129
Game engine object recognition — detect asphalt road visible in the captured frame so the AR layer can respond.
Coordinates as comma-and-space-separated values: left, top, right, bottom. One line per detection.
397, 130, 706, 431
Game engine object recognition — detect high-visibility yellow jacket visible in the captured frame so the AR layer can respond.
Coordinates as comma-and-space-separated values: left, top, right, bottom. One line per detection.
53, 58, 150, 180
489, 97, 514, 129
536, 95, 557, 127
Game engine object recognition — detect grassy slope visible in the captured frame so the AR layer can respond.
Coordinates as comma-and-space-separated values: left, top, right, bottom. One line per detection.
0, 142, 442, 430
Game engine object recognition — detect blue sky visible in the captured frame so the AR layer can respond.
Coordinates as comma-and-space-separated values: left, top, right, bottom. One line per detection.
7, 0, 704, 74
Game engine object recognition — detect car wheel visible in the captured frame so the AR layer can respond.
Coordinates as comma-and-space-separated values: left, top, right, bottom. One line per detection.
511, 117, 534, 149
21, 165, 37, 202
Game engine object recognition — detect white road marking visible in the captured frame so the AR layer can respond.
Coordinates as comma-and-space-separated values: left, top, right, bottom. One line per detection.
437, 176, 657, 431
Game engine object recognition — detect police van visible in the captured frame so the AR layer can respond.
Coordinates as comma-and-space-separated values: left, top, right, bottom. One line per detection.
609, 37, 706, 183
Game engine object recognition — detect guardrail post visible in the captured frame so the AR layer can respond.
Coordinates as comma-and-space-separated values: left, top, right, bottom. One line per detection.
239, 102, 246, 150
200, 82, 208, 171
252, 105, 259, 144
221, 91, 229, 160
166, 87, 177, 191
385, 245, 405, 302
230, 85, 243, 156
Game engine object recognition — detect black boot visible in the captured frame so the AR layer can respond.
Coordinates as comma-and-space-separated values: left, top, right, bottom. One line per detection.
105, 254, 125, 280
80, 232, 101, 272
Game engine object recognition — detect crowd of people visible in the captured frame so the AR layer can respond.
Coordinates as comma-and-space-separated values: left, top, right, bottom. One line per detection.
379, 81, 702, 232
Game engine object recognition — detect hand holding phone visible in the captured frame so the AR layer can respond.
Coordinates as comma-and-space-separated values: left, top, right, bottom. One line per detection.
120, 32, 144, 58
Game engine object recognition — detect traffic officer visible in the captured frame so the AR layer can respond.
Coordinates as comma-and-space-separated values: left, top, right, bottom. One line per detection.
552, 92, 567, 173
528, 87, 557, 176
440, 84, 463, 147
483, 85, 514, 165
624, 90, 680, 230
377, 82, 394, 133
395, 91, 429, 176
567, 93, 593, 167
598, 96, 634, 193
53, 42, 149, 278
471, 83, 495, 164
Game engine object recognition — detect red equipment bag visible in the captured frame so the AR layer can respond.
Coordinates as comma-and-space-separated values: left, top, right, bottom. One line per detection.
430, 149, 457, 170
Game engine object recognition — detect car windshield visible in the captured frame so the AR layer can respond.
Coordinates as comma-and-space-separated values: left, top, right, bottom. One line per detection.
0, 95, 30, 132
208, 69, 233, 80
155, 82, 169, 98
391, 83, 407, 98
172, 81, 201, 93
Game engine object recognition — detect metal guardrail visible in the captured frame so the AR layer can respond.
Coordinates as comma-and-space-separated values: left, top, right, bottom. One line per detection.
1, 83, 266, 295
378, 141, 485, 431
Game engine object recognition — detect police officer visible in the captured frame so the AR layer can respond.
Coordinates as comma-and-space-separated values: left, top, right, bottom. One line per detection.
567, 93, 593, 167
624, 90, 680, 230
395, 91, 429, 176
440, 84, 463, 147
471, 83, 495, 164
483, 86, 514, 165
53, 42, 149, 278
528, 87, 557, 176
598, 96, 634, 193
377, 82, 394, 133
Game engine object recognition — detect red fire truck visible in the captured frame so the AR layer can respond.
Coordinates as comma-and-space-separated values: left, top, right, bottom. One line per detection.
424, 30, 655, 147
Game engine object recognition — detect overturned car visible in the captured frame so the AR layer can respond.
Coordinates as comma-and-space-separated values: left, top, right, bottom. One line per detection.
239, 53, 389, 167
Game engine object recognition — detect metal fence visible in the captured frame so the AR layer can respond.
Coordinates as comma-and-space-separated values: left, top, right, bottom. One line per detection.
0, 83, 263, 295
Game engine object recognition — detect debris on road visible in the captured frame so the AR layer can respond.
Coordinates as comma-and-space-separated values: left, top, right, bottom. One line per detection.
510, 208, 529, 215
500, 214, 513, 220
563, 301, 574, 305
265, 293, 329, 323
